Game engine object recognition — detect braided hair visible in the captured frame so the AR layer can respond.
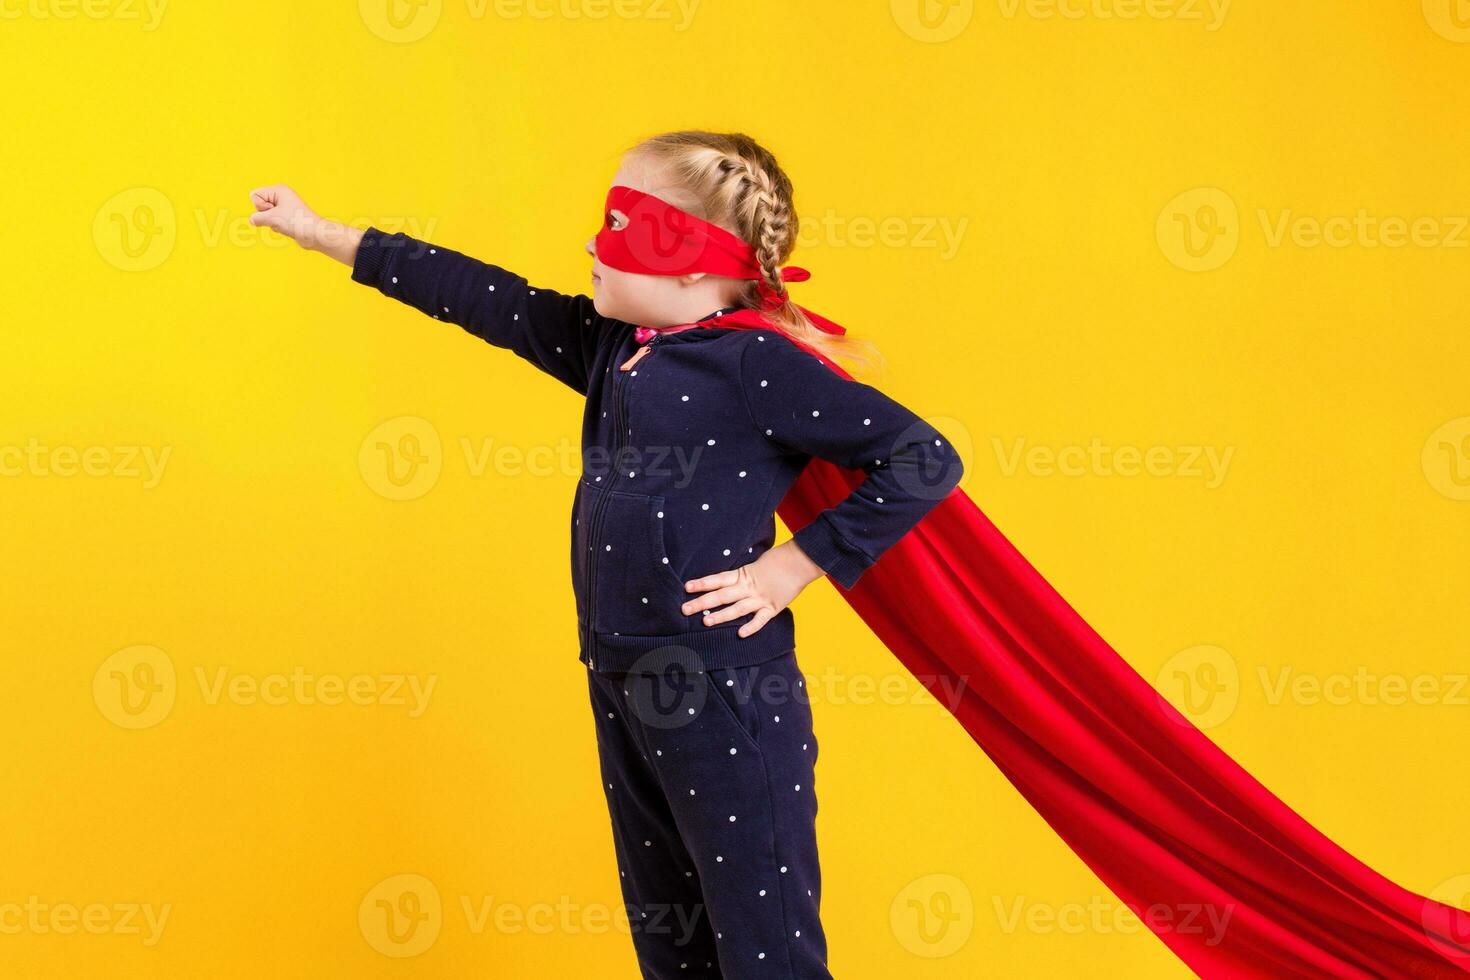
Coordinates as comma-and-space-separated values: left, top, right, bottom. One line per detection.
623, 130, 883, 375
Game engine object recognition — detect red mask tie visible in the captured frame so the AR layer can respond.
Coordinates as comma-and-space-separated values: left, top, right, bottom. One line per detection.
595, 184, 845, 341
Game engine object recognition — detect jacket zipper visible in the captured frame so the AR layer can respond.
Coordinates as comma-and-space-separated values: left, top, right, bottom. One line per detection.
584, 486, 605, 669
585, 332, 660, 668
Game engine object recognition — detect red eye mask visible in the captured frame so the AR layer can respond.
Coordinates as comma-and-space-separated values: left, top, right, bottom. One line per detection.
595, 184, 842, 335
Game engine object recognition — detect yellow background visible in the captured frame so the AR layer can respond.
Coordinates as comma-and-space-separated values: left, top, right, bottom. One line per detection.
3, 0, 1469, 976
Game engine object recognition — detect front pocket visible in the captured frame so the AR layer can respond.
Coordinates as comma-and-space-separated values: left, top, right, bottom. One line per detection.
585, 483, 690, 636
705, 665, 764, 752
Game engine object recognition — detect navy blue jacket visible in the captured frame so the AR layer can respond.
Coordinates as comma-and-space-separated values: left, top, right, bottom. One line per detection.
351, 227, 964, 671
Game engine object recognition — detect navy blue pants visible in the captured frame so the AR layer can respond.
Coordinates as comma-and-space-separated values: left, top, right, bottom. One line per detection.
587, 648, 833, 979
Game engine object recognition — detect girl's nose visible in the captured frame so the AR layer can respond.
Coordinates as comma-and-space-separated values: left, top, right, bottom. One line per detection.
585, 237, 597, 257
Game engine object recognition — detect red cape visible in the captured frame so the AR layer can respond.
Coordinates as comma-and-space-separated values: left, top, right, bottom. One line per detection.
707, 309, 1470, 979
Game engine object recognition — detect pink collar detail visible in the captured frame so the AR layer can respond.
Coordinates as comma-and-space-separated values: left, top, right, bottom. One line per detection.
632, 322, 704, 345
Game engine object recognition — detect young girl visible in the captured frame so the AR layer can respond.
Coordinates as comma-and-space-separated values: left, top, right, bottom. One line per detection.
249, 130, 964, 979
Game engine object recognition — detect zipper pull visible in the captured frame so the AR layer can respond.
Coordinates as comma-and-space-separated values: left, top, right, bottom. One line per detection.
619, 344, 652, 372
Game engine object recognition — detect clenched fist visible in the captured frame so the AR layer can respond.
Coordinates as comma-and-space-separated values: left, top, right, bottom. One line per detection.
247, 184, 363, 265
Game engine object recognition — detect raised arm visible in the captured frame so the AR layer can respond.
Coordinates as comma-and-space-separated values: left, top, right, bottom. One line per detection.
739, 331, 965, 589
248, 184, 609, 395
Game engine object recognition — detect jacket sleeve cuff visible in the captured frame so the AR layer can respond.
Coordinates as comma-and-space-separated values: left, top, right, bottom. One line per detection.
350, 226, 392, 288
791, 514, 873, 591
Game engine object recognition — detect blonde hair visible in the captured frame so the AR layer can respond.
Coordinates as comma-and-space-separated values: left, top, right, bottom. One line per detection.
623, 130, 884, 377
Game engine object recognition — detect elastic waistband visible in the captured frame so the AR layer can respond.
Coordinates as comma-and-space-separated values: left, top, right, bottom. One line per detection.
578, 608, 796, 673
